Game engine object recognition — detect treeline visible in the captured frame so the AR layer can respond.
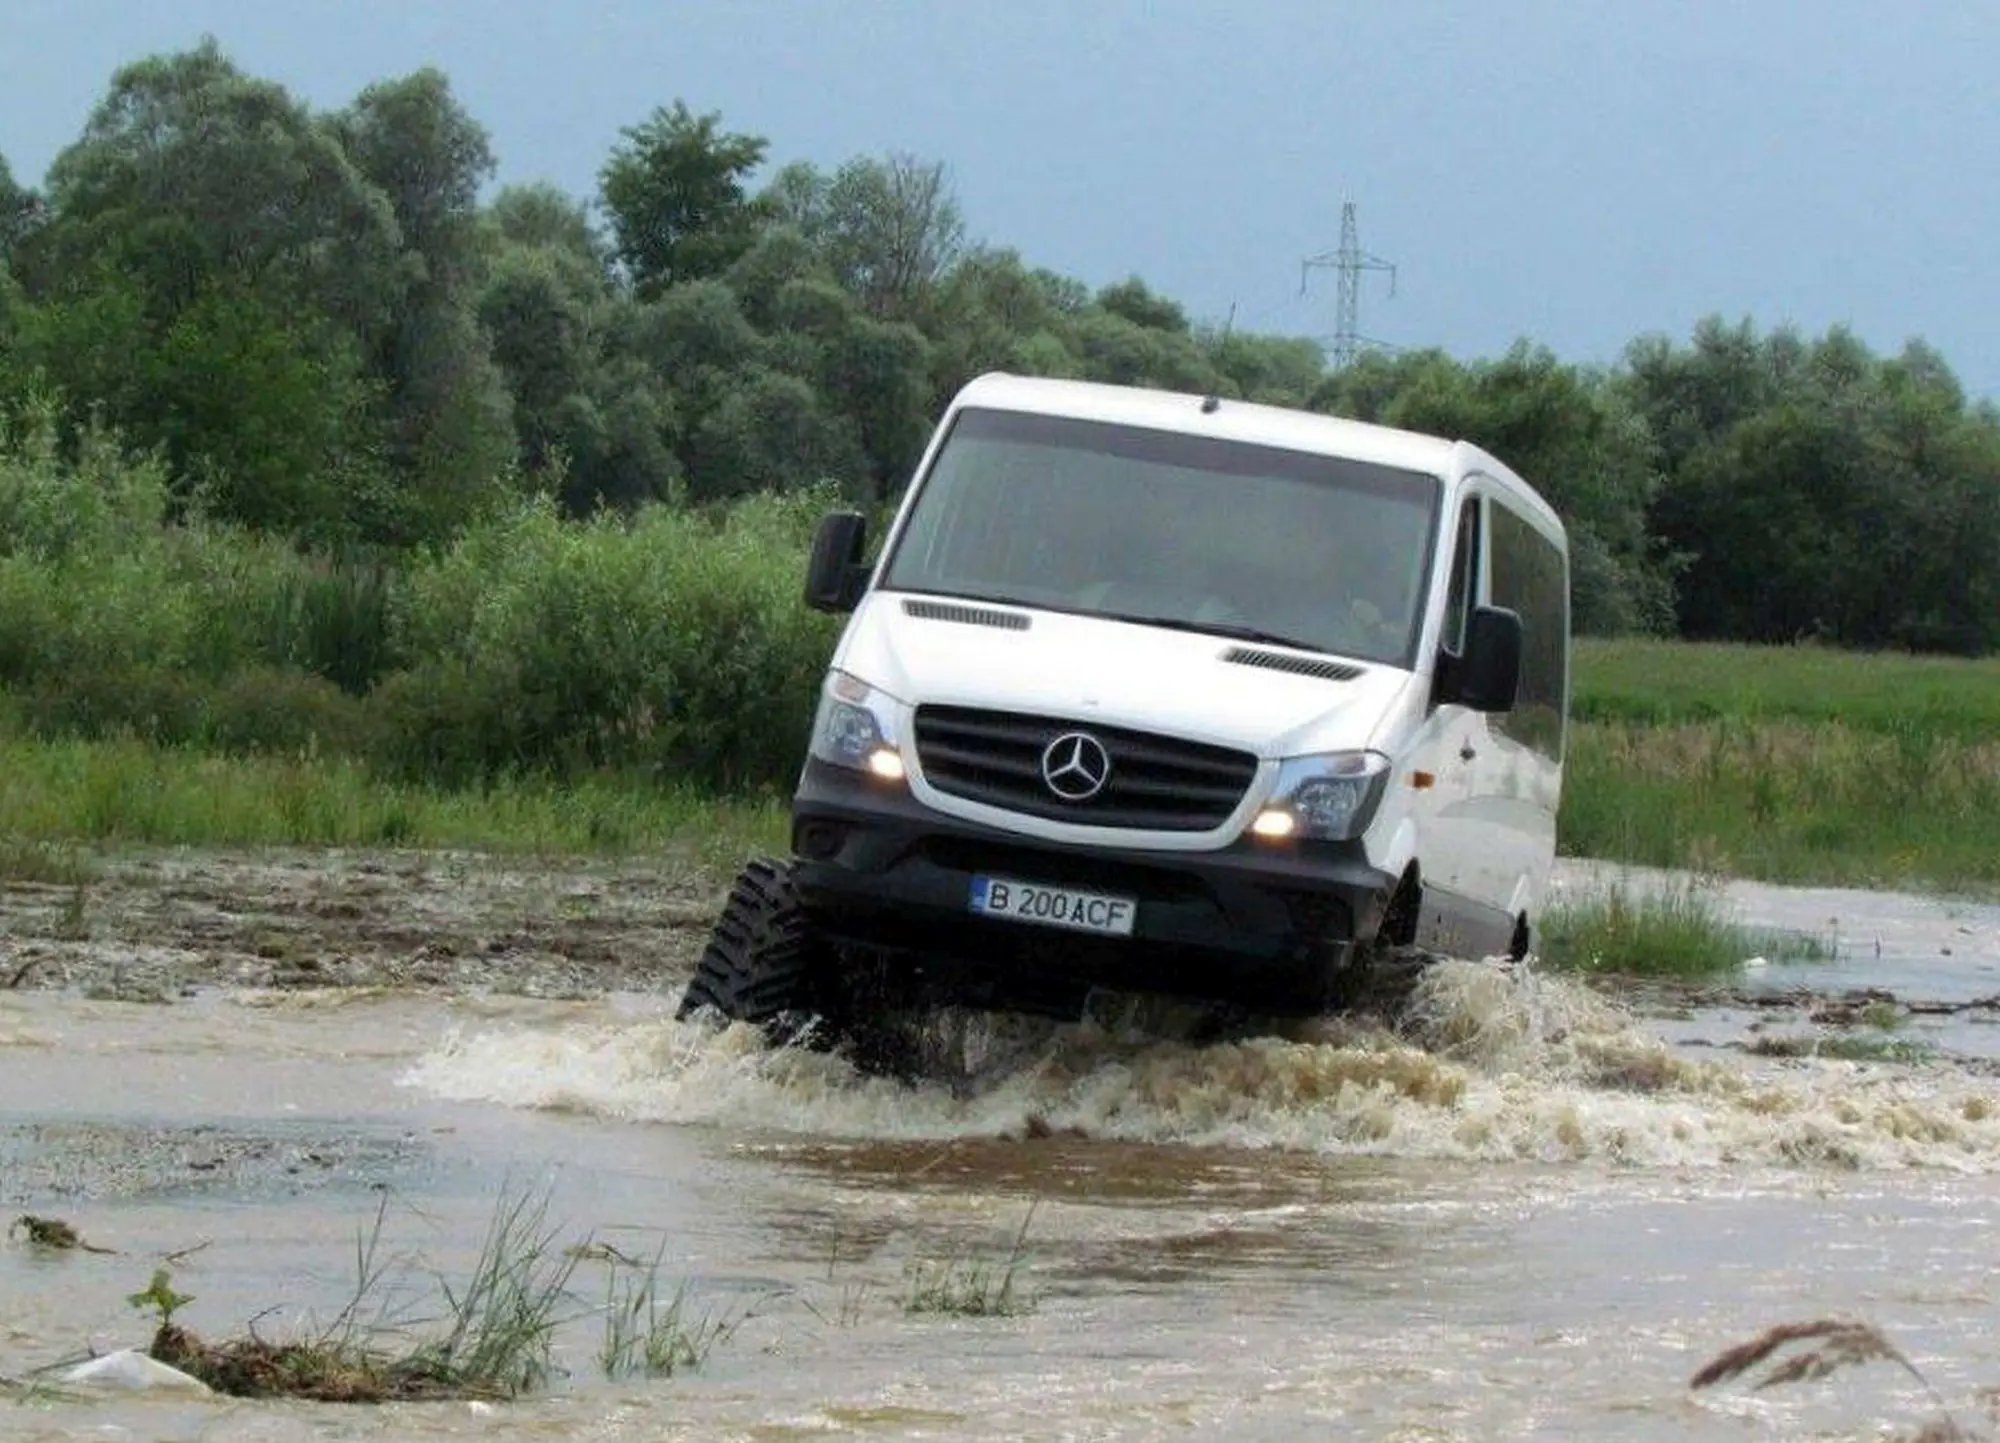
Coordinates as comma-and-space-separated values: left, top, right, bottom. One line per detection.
1, 39, 1997, 659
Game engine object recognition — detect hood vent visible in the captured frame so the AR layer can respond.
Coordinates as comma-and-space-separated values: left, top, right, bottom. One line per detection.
902, 598, 1031, 631
1222, 646, 1364, 683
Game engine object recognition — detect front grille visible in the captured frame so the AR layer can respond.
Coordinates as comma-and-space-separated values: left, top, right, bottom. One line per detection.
912, 706, 1257, 831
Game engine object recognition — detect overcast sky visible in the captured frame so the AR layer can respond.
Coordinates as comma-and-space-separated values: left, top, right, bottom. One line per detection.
5, 1, 1996, 396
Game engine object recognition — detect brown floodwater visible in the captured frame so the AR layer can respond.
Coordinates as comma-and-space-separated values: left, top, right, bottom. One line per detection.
4, 863, 2000, 1441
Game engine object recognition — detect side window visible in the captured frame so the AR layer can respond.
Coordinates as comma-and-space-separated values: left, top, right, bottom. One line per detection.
1487, 499, 1570, 761
1441, 496, 1481, 654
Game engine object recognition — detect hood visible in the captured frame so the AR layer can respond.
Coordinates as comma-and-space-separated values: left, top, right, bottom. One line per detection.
835, 592, 1417, 759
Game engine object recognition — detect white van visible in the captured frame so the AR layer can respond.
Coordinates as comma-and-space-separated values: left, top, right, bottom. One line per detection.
679, 373, 1569, 1033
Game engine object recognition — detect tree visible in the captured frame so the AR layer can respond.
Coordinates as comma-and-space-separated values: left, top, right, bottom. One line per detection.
1095, 276, 1187, 333
487, 181, 608, 269
599, 102, 767, 297
568, 357, 683, 512
11, 42, 411, 539
1070, 306, 1223, 395
0, 153, 28, 393
683, 366, 863, 501
724, 224, 835, 330
145, 281, 379, 539
920, 246, 1073, 404
477, 239, 686, 512
820, 153, 964, 318
34, 40, 400, 332
0, 152, 35, 266
768, 276, 932, 498
1652, 326, 2000, 652
479, 243, 601, 477
759, 152, 964, 321
1619, 315, 1787, 479
338, 68, 516, 541
1206, 331, 1325, 407
337, 69, 493, 292
1317, 343, 1674, 634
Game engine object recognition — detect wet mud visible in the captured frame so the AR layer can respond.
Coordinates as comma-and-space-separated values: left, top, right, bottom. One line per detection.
3, 849, 2000, 1439
1, 847, 721, 1000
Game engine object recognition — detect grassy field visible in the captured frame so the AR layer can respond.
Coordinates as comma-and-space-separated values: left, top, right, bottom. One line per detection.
0, 636, 1992, 905
1561, 637, 2000, 896
1570, 636, 2000, 741
0, 730, 787, 878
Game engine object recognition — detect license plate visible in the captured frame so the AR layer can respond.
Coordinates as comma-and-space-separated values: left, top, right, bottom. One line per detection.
968, 876, 1137, 937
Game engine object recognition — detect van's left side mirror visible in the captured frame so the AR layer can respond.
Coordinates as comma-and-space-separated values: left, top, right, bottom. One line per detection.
804, 511, 870, 613
1444, 605, 1522, 713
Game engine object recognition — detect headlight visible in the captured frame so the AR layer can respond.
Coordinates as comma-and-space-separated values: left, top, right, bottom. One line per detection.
1251, 751, 1390, 841
808, 671, 906, 780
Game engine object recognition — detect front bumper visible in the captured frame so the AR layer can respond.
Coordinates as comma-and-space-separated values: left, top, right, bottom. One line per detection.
788, 759, 1399, 1015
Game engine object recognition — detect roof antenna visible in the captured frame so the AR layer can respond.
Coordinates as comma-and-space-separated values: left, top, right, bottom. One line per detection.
1201, 301, 1235, 414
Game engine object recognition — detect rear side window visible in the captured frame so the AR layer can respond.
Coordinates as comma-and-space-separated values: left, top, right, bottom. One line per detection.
1487, 500, 1569, 761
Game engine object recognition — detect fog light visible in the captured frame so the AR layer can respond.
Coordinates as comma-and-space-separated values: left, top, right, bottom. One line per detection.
795, 820, 845, 860
867, 747, 906, 781
1250, 809, 1297, 840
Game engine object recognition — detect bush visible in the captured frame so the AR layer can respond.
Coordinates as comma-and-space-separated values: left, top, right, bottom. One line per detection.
14, 663, 206, 745
0, 403, 172, 562
199, 666, 379, 758
381, 489, 840, 788
172, 527, 395, 692
0, 404, 845, 793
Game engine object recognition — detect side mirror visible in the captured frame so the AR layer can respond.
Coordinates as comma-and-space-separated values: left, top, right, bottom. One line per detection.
804, 511, 870, 613
1444, 605, 1522, 713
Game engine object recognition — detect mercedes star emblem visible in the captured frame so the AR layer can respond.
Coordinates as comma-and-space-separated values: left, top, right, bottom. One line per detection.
1040, 731, 1111, 802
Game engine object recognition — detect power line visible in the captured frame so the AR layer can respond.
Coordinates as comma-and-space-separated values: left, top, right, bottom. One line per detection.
1300, 199, 1397, 367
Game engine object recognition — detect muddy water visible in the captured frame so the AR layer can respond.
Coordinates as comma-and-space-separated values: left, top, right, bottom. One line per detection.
4, 863, 2000, 1441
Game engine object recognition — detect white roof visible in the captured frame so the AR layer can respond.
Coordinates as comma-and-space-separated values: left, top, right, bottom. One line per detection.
949, 372, 1464, 478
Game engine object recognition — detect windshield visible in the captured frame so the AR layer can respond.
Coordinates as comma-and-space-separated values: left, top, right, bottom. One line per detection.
878, 406, 1443, 667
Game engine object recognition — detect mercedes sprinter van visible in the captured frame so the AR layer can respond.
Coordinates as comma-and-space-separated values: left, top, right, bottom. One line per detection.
679, 373, 1570, 1032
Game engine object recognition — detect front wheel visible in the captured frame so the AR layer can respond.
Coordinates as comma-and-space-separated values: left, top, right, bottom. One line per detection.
677, 857, 837, 1044
1327, 874, 1436, 1015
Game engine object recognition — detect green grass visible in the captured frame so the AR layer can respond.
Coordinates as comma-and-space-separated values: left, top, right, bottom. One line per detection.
1743, 1034, 1937, 1064
134, 1187, 587, 1403
0, 837, 99, 885
902, 1206, 1039, 1319
1572, 636, 2000, 742
1538, 877, 1832, 979
596, 1248, 735, 1380
1562, 638, 2000, 896
0, 730, 786, 866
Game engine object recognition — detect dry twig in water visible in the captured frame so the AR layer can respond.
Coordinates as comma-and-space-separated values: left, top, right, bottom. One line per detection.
1691, 1318, 1973, 1440
9, 1216, 117, 1254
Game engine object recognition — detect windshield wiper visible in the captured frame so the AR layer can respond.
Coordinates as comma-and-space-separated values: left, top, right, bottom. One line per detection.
1096, 612, 1330, 655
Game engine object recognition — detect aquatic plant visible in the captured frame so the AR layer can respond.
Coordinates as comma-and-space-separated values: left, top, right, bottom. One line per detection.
903, 1202, 1039, 1318
596, 1243, 736, 1379
1537, 875, 1829, 979
136, 1185, 587, 1402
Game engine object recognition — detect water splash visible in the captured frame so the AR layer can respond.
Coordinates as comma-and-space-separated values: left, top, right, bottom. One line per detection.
402, 961, 2000, 1172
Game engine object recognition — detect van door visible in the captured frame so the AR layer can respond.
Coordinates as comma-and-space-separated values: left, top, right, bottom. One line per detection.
1475, 495, 1569, 939
1416, 493, 1485, 916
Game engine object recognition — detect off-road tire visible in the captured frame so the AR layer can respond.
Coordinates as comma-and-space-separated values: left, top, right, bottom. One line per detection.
677, 857, 834, 1042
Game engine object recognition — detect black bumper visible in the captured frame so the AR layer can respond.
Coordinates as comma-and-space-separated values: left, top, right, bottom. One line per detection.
788, 759, 1399, 1015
